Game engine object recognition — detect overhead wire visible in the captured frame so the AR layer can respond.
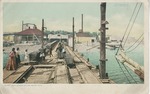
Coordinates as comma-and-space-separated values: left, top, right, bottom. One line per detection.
116, 3, 138, 55
125, 37, 144, 53
125, 33, 144, 51
123, 3, 142, 47
115, 3, 142, 83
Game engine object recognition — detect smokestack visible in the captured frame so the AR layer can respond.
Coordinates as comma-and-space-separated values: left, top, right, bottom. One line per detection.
81, 14, 83, 32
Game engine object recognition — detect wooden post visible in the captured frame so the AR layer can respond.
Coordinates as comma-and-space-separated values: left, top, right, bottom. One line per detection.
41, 19, 44, 49
99, 3, 107, 79
72, 17, 75, 51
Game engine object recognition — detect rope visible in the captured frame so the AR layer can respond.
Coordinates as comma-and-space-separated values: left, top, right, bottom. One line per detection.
126, 37, 143, 53
125, 33, 143, 51
116, 3, 138, 55
121, 63, 137, 83
123, 3, 142, 47
115, 57, 137, 84
115, 57, 131, 83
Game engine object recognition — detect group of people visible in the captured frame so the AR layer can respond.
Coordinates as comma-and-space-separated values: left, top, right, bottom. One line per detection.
5, 43, 66, 70
6, 48, 29, 71
6, 47, 21, 70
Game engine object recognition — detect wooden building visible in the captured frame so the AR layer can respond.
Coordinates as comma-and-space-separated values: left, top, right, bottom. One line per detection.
76, 31, 96, 44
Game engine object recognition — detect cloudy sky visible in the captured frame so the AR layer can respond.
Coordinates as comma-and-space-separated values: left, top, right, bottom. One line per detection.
3, 2, 144, 39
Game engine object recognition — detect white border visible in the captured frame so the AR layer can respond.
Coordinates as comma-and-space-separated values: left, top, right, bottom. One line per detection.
0, 0, 149, 94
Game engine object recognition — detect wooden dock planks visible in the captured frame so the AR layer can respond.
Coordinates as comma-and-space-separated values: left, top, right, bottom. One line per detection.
69, 68, 84, 84
3, 69, 15, 81
26, 68, 53, 84
65, 45, 103, 84
4, 65, 32, 83
76, 63, 102, 84
55, 65, 69, 84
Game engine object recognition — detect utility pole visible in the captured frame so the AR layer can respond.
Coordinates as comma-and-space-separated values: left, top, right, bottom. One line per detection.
42, 19, 44, 49
72, 17, 75, 51
99, 2, 108, 79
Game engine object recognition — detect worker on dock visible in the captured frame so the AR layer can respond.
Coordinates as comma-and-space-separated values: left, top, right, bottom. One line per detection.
56, 42, 63, 59
6, 48, 16, 70
16, 47, 21, 68
49, 46, 53, 57
39, 49, 45, 63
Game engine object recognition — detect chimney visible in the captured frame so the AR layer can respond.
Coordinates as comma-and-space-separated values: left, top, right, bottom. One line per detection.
81, 14, 83, 32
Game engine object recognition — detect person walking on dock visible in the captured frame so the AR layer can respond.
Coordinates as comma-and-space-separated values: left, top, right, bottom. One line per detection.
16, 47, 21, 68
6, 48, 16, 70
56, 43, 63, 59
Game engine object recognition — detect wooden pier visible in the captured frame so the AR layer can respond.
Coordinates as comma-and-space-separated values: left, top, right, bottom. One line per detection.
3, 42, 113, 84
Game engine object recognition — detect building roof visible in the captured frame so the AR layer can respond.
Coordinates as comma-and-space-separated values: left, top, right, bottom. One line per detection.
17, 28, 43, 36
76, 32, 93, 37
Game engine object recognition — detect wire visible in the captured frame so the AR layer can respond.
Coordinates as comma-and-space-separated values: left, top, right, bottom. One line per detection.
116, 3, 138, 55
123, 3, 142, 47
125, 33, 144, 51
126, 37, 143, 53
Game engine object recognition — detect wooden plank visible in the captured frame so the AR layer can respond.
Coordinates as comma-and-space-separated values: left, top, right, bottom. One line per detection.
74, 52, 93, 67
47, 71, 55, 83
4, 65, 32, 83
76, 63, 102, 84
65, 46, 81, 63
55, 65, 69, 84
3, 69, 15, 80
33, 65, 56, 68
26, 68, 52, 84
69, 68, 84, 84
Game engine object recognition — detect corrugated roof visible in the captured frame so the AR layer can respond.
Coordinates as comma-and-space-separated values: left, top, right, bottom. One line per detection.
17, 28, 42, 36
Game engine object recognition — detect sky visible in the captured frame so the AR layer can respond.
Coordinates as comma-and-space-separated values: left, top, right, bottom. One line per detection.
3, 2, 144, 39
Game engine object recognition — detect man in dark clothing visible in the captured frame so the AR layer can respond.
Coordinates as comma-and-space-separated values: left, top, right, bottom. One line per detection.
16, 47, 21, 68
50, 47, 53, 57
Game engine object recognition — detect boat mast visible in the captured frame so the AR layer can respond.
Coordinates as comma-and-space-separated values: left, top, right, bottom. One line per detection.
72, 17, 75, 51
99, 2, 108, 79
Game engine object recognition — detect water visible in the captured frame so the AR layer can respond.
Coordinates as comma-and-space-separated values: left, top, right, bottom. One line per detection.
81, 44, 144, 84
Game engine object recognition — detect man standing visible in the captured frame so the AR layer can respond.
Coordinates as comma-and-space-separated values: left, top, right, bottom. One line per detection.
16, 47, 21, 68
50, 47, 53, 57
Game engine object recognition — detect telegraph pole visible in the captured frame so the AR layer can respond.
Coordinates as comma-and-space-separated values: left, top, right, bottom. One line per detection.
99, 3, 108, 79
72, 17, 75, 51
